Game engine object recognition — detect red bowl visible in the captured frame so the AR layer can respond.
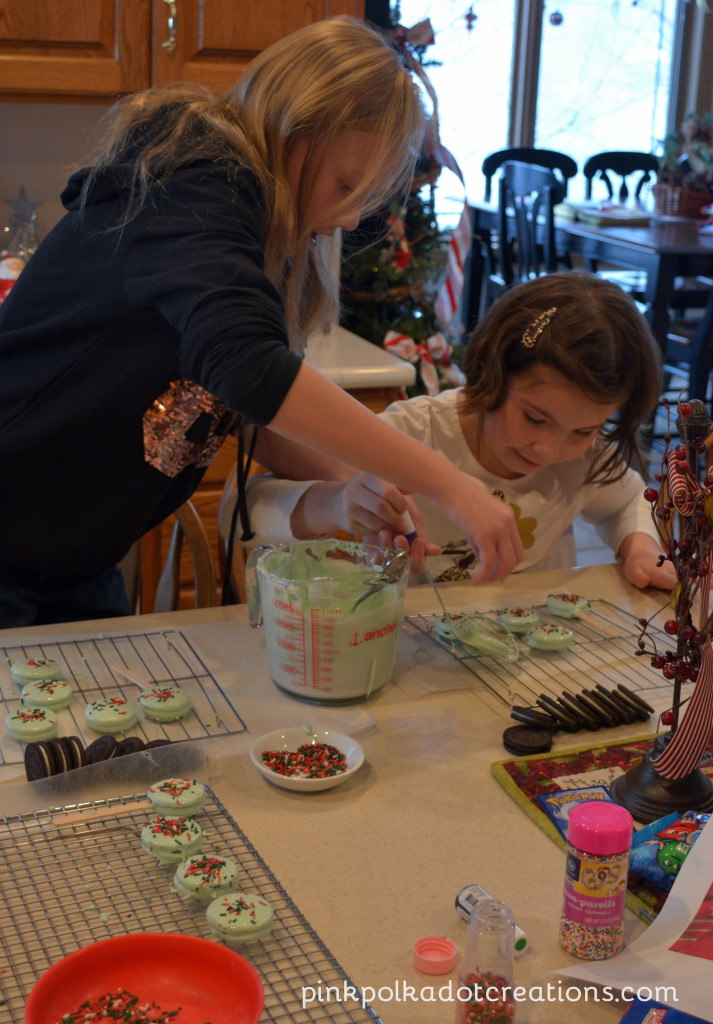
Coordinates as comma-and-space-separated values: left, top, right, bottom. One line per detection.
25, 932, 264, 1024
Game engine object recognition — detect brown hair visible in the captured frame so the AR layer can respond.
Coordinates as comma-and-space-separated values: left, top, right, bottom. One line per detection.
79, 16, 424, 348
461, 272, 661, 482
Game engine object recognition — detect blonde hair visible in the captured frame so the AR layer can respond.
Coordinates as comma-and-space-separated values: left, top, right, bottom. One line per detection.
79, 16, 424, 347
461, 272, 661, 482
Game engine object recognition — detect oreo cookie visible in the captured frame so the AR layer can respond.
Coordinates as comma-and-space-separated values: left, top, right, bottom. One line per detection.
85, 735, 119, 764
64, 735, 87, 769
48, 737, 70, 774
536, 694, 580, 732
577, 688, 620, 728
557, 691, 602, 731
116, 737, 145, 757
144, 739, 172, 750
594, 684, 638, 724
24, 740, 57, 781
615, 684, 654, 718
502, 725, 554, 756
510, 705, 559, 730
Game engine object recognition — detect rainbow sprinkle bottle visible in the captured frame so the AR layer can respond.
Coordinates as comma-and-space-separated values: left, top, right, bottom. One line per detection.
560, 801, 633, 959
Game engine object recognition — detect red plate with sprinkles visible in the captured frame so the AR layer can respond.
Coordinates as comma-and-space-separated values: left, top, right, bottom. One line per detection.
249, 727, 365, 792
24, 932, 263, 1024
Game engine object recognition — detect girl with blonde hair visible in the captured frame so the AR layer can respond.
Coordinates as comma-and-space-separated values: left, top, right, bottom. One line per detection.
0, 16, 522, 627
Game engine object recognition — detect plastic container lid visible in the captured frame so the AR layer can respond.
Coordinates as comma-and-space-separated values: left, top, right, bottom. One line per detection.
413, 936, 458, 974
567, 800, 633, 855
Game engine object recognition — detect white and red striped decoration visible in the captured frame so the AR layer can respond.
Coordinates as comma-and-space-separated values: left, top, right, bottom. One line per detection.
654, 570, 713, 779
383, 329, 451, 397
434, 203, 472, 336
668, 449, 702, 516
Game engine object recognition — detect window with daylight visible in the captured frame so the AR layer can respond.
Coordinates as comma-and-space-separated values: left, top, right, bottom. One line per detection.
391, 0, 688, 223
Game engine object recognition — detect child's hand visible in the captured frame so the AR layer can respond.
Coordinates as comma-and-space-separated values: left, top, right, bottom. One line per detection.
435, 479, 524, 583
619, 533, 676, 591
373, 502, 441, 575
291, 476, 438, 560
332, 474, 415, 538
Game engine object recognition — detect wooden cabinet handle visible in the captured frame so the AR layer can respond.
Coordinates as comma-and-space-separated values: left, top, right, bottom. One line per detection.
162, 0, 178, 54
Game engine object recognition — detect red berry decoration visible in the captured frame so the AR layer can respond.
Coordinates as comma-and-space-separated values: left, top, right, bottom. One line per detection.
633, 397, 713, 756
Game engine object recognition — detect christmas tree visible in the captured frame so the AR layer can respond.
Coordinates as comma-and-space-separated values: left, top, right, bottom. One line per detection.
339, 16, 467, 396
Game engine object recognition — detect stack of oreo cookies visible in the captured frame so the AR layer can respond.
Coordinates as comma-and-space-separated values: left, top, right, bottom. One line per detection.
24, 734, 172, 780
502, 683, 655, 756
24, 737, 86, 780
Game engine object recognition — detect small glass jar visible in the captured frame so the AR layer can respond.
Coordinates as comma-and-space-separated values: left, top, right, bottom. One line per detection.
455, 898, 515, 1024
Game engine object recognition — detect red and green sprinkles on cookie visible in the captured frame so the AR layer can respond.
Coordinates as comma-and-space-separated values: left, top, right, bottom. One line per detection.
260, 742, 347, 778
183, 856, 228, 884
12, 708, 50, 723
146, 816, 199, 839
54, 987, 186, 1023
151, 779, 195, 798
31, 679, 63, 694
92, 698, 132, 714
145, 687, 178, 704
218, 894, 269, 926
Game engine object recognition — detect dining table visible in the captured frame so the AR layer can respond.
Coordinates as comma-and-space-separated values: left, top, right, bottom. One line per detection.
0, 561, 698, 1024
469, 203, 713, 399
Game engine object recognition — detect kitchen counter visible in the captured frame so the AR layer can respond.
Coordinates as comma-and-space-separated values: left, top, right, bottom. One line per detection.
305, 324, 416, 391
0, 564, 676, 1023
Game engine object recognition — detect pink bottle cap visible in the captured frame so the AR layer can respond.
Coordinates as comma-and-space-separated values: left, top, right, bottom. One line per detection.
567, 801, 633, 855
413, 936, 458, 974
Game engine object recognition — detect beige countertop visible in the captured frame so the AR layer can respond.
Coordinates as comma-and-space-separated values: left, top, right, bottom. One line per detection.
1, 563, 672, 1023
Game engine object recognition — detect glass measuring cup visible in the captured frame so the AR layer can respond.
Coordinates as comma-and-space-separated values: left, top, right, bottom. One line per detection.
246, 540, 409, 704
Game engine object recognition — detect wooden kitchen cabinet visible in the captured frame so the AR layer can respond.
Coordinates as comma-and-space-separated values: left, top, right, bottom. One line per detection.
151, 0, 365, 95
0, 0, 364, 102
0, 1, 151, 100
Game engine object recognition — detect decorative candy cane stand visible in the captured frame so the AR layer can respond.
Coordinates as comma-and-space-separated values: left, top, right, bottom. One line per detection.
611, 399, 713, 823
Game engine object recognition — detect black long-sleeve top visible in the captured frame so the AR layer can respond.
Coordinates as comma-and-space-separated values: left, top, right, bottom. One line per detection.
0, 160, 302, 578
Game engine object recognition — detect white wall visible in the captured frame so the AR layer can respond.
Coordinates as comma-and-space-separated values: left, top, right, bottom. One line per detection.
0, 102, 108, 239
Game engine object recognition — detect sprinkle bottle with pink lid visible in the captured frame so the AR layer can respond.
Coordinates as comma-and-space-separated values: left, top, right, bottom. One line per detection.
559, 801, 634, 959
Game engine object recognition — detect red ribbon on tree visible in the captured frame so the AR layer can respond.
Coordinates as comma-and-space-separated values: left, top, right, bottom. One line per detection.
384, 329, 453, 397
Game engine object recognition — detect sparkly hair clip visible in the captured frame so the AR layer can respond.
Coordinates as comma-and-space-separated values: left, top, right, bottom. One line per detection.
521, 307, 558, 348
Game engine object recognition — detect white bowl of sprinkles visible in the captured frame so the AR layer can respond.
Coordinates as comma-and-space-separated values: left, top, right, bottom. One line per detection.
249, 726, 364, 792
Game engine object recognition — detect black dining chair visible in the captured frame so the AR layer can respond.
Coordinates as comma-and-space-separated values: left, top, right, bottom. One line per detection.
581, 151, 659, 297
482, 147, 578, 203
582, 150, 711, 311
489, 160, 567, 299
583, 151, 659, 203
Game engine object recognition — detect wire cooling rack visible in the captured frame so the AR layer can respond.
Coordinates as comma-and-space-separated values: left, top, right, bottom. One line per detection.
407, 598, 675, 710
0, 786, 382, 1024
0, 630, 247, 768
